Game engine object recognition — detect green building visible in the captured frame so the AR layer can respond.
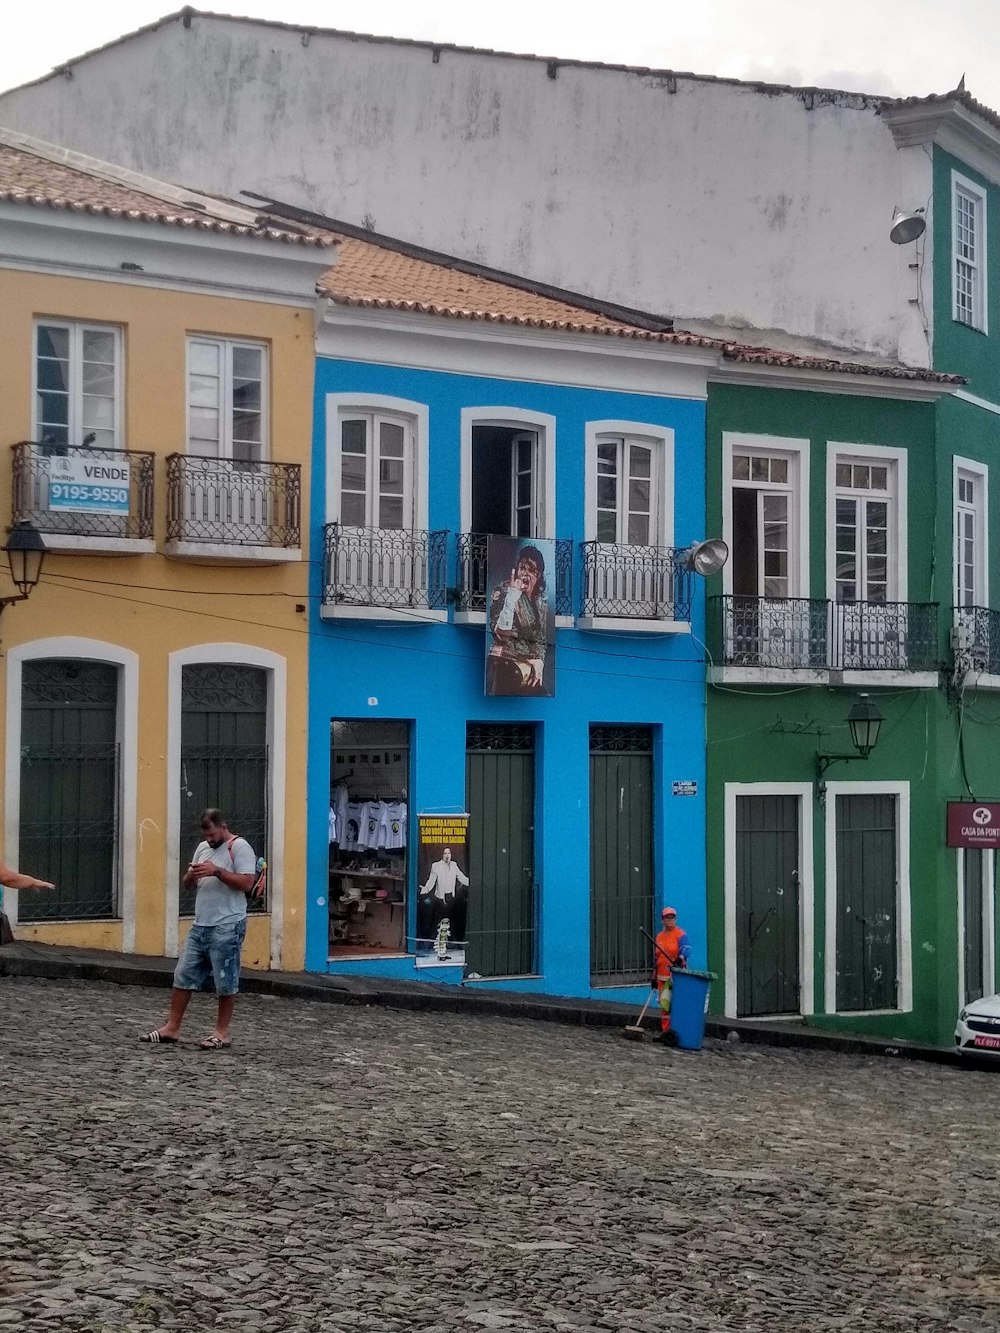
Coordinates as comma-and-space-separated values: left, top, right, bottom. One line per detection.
705, 95, 1000, 1045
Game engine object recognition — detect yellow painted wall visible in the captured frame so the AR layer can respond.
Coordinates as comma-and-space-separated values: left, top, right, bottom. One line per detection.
0, 268, 315, 971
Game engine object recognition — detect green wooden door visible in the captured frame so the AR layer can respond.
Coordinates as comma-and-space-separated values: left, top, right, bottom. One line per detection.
465, 724, 535, 977
179, 664, 268, 915
590, 725, 654, 985
736, 794, 800, 1016
18, 659, 119, 922
964, 849, 986, 1005
835, 793, 897, 1011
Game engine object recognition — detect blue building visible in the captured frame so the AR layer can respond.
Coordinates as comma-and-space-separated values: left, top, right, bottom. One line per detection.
302, 224, 719, 1002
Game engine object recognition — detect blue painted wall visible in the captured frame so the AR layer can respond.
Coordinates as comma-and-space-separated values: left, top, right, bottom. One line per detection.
306, 357, 708, 1002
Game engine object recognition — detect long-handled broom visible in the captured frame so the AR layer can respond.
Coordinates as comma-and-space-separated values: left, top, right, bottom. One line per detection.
622, 989, 656, 1041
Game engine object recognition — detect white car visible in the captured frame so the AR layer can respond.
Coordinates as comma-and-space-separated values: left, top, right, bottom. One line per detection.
956, 994, 1000, 1054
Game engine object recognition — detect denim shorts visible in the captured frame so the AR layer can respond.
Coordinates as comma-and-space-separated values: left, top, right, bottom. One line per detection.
174, 920, 247, 996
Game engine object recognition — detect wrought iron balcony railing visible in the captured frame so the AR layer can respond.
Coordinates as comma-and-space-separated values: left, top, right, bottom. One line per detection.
166, 455, 301, 548
954, 605, 1000, 675
580, 542, 693, 622
323, 523, 448, 612
710, 596, 939, 673
12, 441, 154, 541
454, 533, 573, 616
830, 599, 938, 672
712, 595, 830, 669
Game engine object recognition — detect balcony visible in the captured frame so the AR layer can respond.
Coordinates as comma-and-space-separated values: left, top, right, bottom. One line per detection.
12, 441, 155, 553
322, 523, 448, 622
954, 606, 1000, 683
453, 534, 574, 625
710, 596, 939, 684
579, 542, 693, 632
165, 455, 301, 561
713, 595, 829, 673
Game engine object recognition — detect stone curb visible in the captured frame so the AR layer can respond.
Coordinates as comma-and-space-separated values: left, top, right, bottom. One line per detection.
0, 940, 974, 1069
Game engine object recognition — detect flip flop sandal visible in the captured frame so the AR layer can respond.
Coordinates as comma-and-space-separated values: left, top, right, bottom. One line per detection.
199, 1035, 232, 1050
140, 1030, 178, 1044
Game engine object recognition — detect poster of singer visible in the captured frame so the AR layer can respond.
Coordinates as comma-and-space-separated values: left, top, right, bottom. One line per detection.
415, 813, 471, 968
484, 535, 556, 697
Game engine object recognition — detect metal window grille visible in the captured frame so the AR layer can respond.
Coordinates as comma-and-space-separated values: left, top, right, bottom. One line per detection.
581, 542, 692, 621
454, 534, 573, 615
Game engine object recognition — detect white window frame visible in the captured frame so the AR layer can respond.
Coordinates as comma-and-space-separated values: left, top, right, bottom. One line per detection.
823, 780, 912, 1016
325, 394, 429, 531
461, 408, 556, 539
723, 782, 815, 1019
165, 643, 287, 969
584, 421, 673, 548
722, 433, 808, 598
826, 443, 907, 604
4, 638, 139, 951
186, 335, 270, 460
32, 318, 124, 450
952, 170, 988, 333
337, 411, 415, 530
953, 457, 989, 610
957, 847, 996, 1011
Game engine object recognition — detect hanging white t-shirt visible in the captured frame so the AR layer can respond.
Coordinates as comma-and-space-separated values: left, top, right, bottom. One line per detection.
329, 806, 337, 845
380, 801, 407, 850
342, 802, 365, 851
363, 802, 383, 851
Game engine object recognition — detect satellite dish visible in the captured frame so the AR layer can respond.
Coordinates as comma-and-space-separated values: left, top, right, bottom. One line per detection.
889, 209, 926, 245
684, 538, 729, 577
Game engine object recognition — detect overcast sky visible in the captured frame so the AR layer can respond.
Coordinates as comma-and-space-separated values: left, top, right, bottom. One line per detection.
2, 1, 998, 105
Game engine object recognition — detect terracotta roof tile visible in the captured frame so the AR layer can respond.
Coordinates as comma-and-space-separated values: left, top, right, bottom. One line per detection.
0, 140, 329, 247
317, 234, 963, 384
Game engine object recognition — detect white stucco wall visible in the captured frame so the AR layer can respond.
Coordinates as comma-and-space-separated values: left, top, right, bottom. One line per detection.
0, 13, 933, 362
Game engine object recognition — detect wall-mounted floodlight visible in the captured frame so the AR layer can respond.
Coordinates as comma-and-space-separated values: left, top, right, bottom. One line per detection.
890, 209, 926, 245
682, 538, 729, 578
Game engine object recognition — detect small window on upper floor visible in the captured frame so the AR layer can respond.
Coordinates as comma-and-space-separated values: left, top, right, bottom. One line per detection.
595, 435, 659, 546
953, 173, 988, 333
34, 320, 123, 451
338, 411, 414, 530
187, 337, 268, 461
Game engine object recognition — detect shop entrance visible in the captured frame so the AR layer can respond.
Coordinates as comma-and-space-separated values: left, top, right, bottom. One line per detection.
328, 719, 409, 958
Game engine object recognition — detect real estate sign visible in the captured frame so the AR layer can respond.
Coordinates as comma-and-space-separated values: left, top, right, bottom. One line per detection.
49, 454, 130, 515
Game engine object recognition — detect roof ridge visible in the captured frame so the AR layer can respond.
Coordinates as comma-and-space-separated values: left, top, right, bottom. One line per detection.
5, 5, 900, 106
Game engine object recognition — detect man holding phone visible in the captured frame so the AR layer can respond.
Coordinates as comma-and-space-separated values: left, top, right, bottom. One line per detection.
141, 808, 257, 1050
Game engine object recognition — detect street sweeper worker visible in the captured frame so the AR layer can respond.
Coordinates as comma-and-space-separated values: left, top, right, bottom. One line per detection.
651, 907, 691, 1035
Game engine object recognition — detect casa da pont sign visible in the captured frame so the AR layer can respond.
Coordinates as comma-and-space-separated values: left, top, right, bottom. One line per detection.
947, 802, 1000, 848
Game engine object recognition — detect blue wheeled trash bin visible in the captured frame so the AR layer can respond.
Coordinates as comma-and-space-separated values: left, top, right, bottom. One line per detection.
668, 968, 717, 1051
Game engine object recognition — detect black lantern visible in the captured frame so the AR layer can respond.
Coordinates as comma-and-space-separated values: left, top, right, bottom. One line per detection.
846, 693, 884, 759
815, 693, 885, 796
3, 521, 46, 599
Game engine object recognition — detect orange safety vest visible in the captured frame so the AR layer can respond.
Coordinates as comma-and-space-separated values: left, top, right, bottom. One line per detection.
653, 926, 688, 983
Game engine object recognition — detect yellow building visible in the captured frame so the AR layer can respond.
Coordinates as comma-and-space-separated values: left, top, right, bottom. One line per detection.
0, 129, 332, 970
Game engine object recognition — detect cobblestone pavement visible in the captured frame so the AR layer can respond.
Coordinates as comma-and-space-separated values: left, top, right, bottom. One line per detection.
2, 978, 999, 1333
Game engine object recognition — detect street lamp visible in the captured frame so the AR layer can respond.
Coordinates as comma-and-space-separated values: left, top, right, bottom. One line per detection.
815, 693, 884, 799
2, 521, 46, 609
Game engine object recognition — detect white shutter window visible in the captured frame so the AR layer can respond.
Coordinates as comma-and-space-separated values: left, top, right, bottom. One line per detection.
34, 321, 123, 450
187, 337, 268, 459
953, 175, 988, 332
338, 412, 414, 529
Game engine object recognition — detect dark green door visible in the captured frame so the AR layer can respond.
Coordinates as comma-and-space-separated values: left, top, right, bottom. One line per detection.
590, 725, 654, 985
179, 664, 268, 915
835, 793, 897, 1011
465, 724, 536, 977
964, 849, 986, 1005
736, 794, 800, 1016
18, 659, 119, 922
